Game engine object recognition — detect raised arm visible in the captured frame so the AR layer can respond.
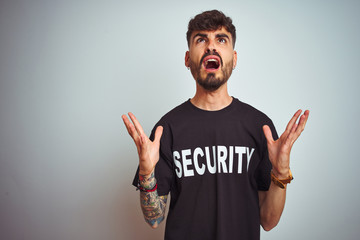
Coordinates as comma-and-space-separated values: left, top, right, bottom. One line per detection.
259, 109, 309, 231
122, 112, 167, 228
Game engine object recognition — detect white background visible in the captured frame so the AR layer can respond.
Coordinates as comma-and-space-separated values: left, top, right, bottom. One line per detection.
1, 0, 359, 239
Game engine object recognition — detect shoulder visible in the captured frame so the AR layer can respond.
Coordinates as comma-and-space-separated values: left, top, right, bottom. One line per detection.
232, 98, 278, 139
232, 98, 272, 123
157, 99, 192, 125
148, 100, 192, 137
148, 100, 191, 147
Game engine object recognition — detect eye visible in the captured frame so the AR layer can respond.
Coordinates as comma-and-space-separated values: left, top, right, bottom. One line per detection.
196, 38, 206, 43
218, 38, 227, 44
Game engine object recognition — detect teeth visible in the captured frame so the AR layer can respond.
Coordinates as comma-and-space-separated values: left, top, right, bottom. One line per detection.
206, 59, 218, 63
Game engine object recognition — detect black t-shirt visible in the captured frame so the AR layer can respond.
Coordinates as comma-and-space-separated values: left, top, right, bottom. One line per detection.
133, 98, 278, 240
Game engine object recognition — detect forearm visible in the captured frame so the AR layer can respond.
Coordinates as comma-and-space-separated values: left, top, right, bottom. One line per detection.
139, 172, 167, 228
259, 181, 287, 231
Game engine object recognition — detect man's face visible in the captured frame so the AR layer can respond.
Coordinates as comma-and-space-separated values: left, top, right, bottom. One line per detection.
185, 27, 237, 91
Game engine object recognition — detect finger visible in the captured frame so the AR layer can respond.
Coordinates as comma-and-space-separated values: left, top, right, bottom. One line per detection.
128, 112, 146, 137
122, 114, 142, 147
287, 110, 310, 145
122, 114, 136, 136
286, 123, 299, 146
263, 125, 274, 144
154, 126, 163, 144
299, 110, 310, 129
285, 109, 302, 133
136, 135, 148, 161
294, 109, 310, 136
291, 123, 298, 133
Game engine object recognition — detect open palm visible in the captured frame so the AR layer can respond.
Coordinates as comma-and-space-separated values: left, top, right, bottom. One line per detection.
122, 112, 163, 176
263, 110, 309, 177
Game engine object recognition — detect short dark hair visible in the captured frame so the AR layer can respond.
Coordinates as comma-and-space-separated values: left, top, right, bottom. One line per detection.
186, 10, 236, 48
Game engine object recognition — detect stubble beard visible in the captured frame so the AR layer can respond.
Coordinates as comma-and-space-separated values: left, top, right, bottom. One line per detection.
190, 59, 233, 92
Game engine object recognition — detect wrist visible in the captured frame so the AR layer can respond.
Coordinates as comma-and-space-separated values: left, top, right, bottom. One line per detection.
271, 167, 290, 179
139, 171, 153, 181
139, 165, 155, 178
139, 171, 156, 190
271, 169, 294, 189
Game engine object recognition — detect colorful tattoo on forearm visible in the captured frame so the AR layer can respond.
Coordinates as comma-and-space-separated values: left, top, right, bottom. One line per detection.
139, 172, 168, 227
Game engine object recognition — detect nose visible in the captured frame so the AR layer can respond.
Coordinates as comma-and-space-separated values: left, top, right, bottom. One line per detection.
206, 48, 217, 54
206, 39, 217, 53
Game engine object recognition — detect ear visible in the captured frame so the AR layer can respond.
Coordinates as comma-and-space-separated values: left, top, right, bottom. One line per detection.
185, 51, 190, 67
232, 51, 237, 69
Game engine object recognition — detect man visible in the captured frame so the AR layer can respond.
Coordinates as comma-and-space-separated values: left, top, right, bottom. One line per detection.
122, 10, 309, 240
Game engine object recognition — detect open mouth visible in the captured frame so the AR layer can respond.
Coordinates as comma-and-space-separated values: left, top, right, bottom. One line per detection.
203, 56, 221, 70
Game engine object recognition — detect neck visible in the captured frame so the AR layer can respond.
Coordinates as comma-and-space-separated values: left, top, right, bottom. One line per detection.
190, 83, 232, 111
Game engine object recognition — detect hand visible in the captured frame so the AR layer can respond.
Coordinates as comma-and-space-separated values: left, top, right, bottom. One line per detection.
262, 110, 309, 178
122, 112, 163, 176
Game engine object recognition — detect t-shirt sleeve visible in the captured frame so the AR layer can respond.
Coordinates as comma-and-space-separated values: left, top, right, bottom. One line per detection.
132, 121, 174, 196
255, 118, 278, 191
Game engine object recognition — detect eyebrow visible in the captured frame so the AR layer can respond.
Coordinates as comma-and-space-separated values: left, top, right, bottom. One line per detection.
216, 33, 230, 39
193, 33, 230, 41
193, 33, 208, 40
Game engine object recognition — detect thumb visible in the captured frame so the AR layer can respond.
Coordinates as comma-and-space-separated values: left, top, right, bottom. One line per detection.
154, 126, 163, 144
262, 125, 274, 144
